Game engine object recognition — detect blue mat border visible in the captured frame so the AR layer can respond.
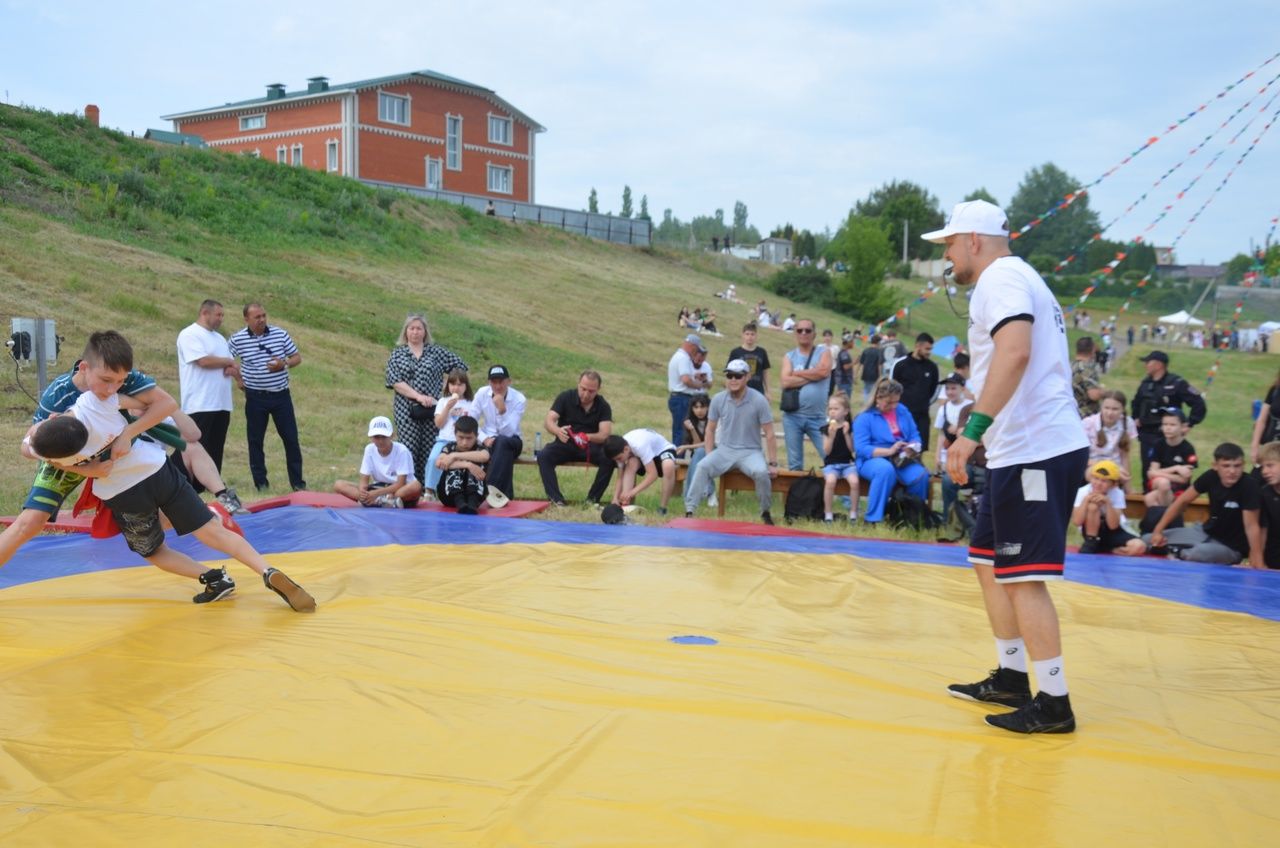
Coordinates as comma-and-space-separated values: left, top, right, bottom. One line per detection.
3, 507, 1277, 621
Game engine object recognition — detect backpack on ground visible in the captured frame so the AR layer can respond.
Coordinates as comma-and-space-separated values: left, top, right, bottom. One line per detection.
885, 488, 943, 531
784, 472, 825, 523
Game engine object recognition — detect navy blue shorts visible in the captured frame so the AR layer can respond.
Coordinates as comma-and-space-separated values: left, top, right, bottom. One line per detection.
968, 447, 1089, 583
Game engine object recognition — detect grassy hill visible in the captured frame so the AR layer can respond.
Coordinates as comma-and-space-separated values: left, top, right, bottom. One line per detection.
1, 104, 1274, 525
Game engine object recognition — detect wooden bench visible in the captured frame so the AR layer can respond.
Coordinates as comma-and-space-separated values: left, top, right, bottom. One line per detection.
1124, 491, 1210, 525
708, 468, 934, 518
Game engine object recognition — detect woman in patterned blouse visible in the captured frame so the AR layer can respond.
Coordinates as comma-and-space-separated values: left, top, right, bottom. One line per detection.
385, 313, 468, 483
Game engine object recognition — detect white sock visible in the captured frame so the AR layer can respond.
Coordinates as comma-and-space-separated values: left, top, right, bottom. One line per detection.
824, 512, 834, 520
1034, 656, 1068, 697
996, 637, 1027, 672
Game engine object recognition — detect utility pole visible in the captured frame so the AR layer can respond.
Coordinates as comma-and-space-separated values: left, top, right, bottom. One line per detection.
902, 219, 909, 266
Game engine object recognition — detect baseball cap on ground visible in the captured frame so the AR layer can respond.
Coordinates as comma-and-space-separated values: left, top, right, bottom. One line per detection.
685, 333, 707, 353
1090, 460, 1122, 481
368, 416, 393, 437
488, 364, 511, 379
601, 503, 626, 525
1140, 350, 1169, 364
724, 358, 750, 375
922, 200, 1010, 243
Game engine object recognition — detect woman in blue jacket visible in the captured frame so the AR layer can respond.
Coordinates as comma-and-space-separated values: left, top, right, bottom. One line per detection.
854, 378, 931, 523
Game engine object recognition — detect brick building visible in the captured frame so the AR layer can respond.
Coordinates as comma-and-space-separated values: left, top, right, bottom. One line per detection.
161, 70, 544, 201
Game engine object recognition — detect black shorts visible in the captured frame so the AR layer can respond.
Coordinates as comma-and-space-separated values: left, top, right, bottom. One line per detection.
103, 459, 215, 557
1097, 524, 1140, 552
969, 447, 1089, 583
636, 449, 678, 478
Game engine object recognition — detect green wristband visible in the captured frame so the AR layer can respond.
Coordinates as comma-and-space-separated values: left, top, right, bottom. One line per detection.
962, 412, 994, 442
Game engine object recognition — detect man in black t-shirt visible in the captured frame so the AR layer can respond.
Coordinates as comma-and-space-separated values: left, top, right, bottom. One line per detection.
856, 335, 883, 400
888, 332, 940, 451
1144, 411, 1198, 513
537, 370, 615, 505
1145, 442, 1264, 566
727, 322, 772, 401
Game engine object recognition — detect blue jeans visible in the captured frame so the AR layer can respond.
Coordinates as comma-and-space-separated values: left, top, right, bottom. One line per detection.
682, 446, 714, 503
783, 412, 826, 470
244, 388, 304, 489
668, 393, 692, 448
855, 456, 929, 523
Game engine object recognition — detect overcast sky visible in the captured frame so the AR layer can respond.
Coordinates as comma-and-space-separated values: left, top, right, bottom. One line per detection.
4, 0, 1277, 263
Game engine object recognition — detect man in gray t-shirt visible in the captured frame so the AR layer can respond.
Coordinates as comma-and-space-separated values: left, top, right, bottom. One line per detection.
684, 359, 780, 523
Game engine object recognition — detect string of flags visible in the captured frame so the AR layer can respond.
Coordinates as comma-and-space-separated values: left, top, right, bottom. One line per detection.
1007, 50, 1280, 246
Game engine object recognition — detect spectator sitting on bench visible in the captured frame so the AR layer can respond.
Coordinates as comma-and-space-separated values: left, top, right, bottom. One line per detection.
1142, 409, 1197, 532
821, 393, 859, 524
604, 430, 679, 515
683, 358, 780, 524
538, 370, 615, 507
853, 378, 930, 525
1072, 460, 1147, 555
1144, 442, 1264, 566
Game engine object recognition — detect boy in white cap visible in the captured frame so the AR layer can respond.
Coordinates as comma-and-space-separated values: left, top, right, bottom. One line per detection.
333, 416, 423, 508
929, 199, 1089, 734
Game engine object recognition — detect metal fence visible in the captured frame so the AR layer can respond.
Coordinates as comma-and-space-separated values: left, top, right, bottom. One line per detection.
360, 180, 652, 247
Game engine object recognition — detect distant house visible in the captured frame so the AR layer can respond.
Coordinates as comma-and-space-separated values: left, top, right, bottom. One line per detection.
1155, 263, 1226, 283
160, 70, 544, 202
759, 237, 792, 265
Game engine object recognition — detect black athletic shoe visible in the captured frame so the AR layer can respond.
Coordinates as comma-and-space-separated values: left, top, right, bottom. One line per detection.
985, 691, 1076, 734
1078, 535, 1101, 554
193, 568, 236, 604
947, 667, 1032, 707
761, 510, 775, 526
262, 567, 316, 612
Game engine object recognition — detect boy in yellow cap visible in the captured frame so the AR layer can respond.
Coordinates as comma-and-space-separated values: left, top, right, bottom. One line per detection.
1071, 460, 1147, 555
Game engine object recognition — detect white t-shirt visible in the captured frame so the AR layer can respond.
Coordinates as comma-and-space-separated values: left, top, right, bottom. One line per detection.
623, 428, 676, 466
1073, 483, 1126, 511
435, 398, 475, 443
667, 347, 696, 394
933, 399, 972, 464
1081, 412, 1139, 465
967, 256, 1088, 467
69, 391, 168, 499
176, 322, 233, 414
360, 441, 416, 484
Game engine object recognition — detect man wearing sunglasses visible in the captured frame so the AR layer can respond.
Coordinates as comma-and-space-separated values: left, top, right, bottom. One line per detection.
227, 302, 305, 492
683, 359, 779, 524
779, 319, 833, 470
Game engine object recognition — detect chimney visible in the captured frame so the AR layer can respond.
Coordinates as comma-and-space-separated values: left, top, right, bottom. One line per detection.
85, 104, 100, 127
266, 83, 286, 101
307, 76, 330, 93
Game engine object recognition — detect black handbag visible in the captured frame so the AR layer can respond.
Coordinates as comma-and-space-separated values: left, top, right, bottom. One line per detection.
408, 401, 436, 421
780, 349, 815, 412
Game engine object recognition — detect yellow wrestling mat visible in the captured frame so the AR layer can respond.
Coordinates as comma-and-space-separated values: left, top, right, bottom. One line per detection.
1, 540, 1278, 846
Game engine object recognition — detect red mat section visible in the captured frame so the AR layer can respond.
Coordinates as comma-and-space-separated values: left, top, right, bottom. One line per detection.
663, 517, 838, 538
246, 490, 551, 518
1, 492, 551, 535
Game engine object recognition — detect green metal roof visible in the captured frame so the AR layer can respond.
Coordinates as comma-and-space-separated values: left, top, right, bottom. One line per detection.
142, 129, 207, 147
161, 70, 544, 132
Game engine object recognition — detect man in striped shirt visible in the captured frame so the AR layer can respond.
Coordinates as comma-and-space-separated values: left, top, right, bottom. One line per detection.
228, 303, 305, 492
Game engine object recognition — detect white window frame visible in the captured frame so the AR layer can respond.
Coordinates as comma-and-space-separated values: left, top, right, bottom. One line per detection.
426, 156, 442, 190
446, 114, 462, 171
486, 163, 513, 195
487, 113, 512, 146
378, 91, 411, 126
326, 139, 339, 172
291, 143, 303, 166
240, 113, 266, 131
249, 148, 261, 159
276, 146, 287, 164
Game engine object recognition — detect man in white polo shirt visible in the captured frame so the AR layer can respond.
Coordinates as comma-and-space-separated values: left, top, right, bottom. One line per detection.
228, 302, 305, 492
926, 200, 1089, 734
176, 299, 239, 490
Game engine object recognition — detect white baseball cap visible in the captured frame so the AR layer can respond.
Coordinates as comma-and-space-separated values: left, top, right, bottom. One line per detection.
921, 200, 1010, 243
724, 358, 751, 375
367, 416, 394, 437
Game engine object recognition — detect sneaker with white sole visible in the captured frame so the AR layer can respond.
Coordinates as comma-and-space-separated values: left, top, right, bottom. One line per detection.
193, 568, 236, 604
707, 491, 719, 509
262, 567, 316, 612
375, 493, 404, 508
